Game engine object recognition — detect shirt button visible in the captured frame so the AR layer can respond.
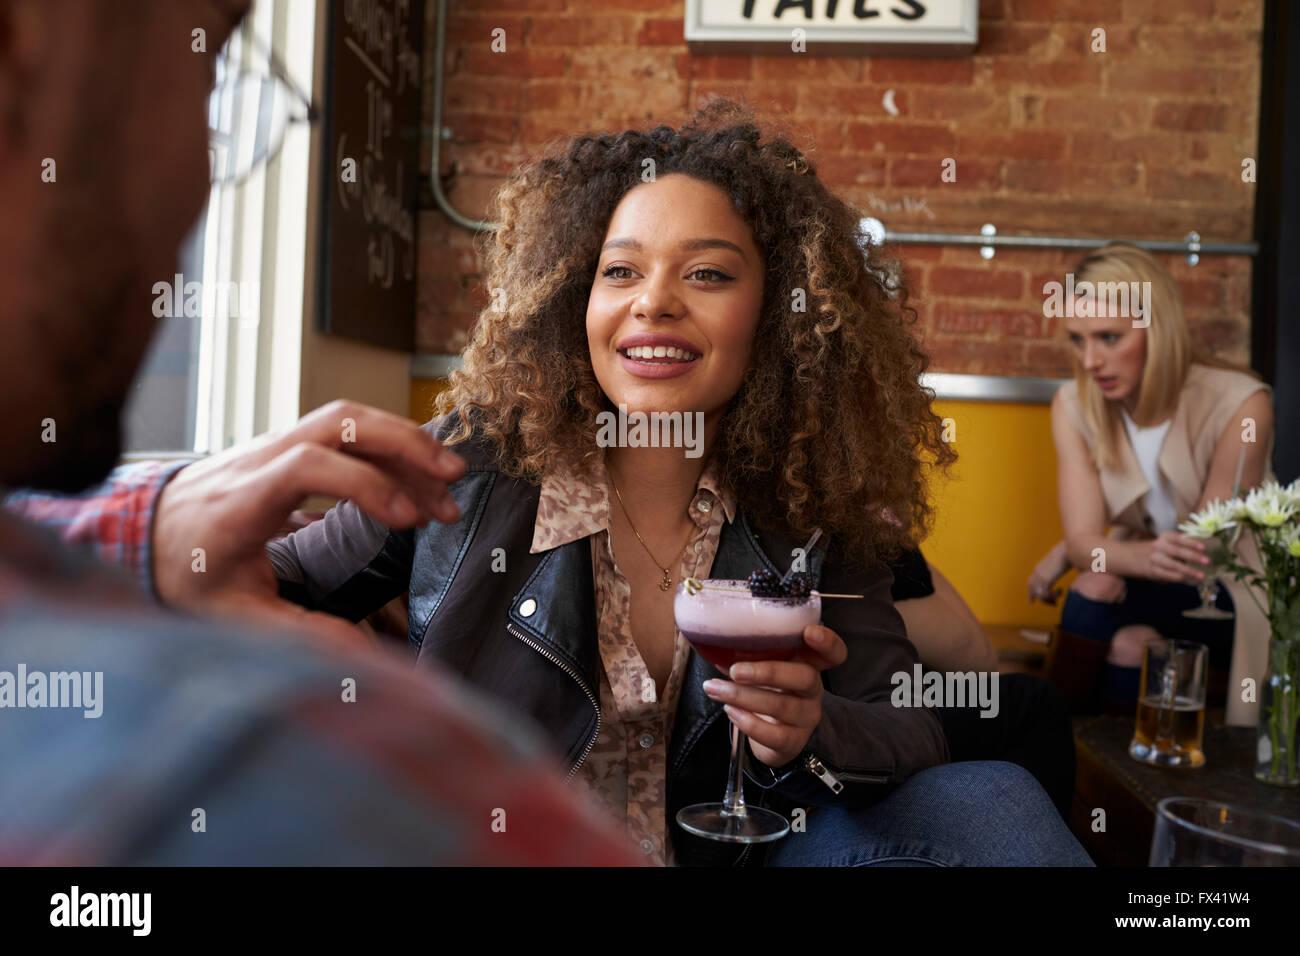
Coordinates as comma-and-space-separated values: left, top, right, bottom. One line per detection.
638, 732, 654, 749
696, 499, 712, 514
640, 839, 655, 854
693, 540, 703, 554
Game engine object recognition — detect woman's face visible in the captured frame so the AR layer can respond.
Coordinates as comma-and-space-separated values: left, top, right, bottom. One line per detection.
586, 173, 765, 424
1064, 302, 1147, 405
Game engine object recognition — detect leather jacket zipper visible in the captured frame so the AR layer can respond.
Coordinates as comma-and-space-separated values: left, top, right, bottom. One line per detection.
805, 753, 892, 788
805, 754, 845, 793
506, 621, 601, 780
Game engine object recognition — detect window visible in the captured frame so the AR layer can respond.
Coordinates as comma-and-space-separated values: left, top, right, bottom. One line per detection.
121, 0, 317, 459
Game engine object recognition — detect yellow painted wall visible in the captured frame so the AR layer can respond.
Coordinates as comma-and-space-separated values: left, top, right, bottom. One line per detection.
923, 400, 1075, 628
410, 382, 1070, 627
411, 378, 450, 423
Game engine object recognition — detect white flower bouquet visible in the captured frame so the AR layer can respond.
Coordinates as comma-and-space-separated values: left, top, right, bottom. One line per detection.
1181, 479, 1300, 785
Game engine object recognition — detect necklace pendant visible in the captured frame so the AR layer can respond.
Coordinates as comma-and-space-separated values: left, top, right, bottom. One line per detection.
659, 569, 672, 591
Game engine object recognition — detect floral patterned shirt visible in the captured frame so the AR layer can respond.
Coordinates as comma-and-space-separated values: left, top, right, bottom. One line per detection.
530, 447, 736, 866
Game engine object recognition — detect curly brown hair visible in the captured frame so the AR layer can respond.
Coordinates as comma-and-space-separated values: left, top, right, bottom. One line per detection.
434, 99, 955, 571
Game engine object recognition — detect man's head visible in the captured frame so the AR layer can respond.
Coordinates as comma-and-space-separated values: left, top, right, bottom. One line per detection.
0, 0, 248, 490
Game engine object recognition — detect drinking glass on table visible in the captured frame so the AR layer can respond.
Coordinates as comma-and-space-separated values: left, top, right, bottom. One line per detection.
1129, 639, 1208, 769
673, 578, 822, 843
1150, 797, 1300, 865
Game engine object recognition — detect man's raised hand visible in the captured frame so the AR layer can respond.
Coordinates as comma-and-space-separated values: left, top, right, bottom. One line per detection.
151, 401, 464, 644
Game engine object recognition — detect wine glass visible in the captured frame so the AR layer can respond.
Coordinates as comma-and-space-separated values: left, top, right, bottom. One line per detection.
1182, 578, 1234, 620
1182, 526, 1239, 621
672, 578, 822, 843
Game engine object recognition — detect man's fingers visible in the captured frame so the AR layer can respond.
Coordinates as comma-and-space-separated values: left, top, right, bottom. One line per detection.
271, 403, 465, 526
248, 443, 453, 535
342, 445, 462, 524
283, 401, 465, 484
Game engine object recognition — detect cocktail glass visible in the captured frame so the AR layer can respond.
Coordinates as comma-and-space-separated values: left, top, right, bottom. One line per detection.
1183, 526, 1239, 621
673, 578, 821, 843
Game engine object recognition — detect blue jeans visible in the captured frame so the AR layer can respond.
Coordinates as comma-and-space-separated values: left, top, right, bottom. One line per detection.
762, 761, 1094, 866
1059, 577, 1234, 671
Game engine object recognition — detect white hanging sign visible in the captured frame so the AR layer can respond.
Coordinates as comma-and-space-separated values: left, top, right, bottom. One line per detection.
685, 0, 978, 55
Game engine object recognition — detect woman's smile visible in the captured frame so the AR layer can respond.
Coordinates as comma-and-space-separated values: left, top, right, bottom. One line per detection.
616, 332, 703, 378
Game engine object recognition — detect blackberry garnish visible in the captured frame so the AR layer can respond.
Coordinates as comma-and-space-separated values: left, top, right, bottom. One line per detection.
783, 572, 812, 602
746, 568, 782, 597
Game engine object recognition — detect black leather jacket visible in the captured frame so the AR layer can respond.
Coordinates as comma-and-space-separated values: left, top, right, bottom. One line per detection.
268, 413, 949, 865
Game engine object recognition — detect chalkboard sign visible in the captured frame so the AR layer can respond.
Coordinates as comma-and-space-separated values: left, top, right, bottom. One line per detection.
318, 0, 424, 351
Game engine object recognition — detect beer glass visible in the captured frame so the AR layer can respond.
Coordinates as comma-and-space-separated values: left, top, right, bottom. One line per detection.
1128, 639, 1208, 769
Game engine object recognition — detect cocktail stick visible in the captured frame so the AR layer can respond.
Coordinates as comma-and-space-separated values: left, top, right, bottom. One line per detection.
682, 576, 861, 598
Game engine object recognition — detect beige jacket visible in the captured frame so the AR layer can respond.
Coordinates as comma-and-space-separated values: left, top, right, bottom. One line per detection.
1057, 363, 1276, 726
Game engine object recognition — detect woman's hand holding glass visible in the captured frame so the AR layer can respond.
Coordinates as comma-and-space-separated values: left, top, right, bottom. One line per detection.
702, 623, 848, 769
1147, 530, 1210, 584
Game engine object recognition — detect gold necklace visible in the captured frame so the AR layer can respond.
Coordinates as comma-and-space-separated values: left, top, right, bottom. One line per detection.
608, 468, 698, 591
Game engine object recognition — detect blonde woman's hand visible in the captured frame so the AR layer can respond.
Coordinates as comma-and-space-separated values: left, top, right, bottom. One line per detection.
1147, 530, 1209, 585
1028, 541, 1071, 605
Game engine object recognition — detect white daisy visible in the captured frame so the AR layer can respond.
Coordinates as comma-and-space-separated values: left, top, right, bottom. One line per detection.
1244, 482, 1297, 529
1282, 477, 1300, 511
1179, 498, 1238, 539
1282, 525, 1300, 559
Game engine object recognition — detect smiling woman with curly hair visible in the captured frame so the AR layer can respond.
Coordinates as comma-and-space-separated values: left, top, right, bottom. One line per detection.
436, 98, 949, 572
269, 98, 1092, 868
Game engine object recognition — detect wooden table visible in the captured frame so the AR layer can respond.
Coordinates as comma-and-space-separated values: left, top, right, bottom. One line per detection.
1068, 708, 1300, 866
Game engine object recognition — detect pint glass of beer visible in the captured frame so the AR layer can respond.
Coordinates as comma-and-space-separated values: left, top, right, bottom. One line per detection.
1128, 639, 1208, 769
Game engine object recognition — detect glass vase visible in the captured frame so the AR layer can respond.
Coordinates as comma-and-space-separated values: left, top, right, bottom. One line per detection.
1255, 635, 1300, 787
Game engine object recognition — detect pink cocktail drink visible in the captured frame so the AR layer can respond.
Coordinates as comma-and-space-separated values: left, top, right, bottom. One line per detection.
674, 579, 822, 673
672, 576, 822, 844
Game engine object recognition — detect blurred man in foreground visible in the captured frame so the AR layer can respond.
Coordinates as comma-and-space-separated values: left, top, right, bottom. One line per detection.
0, 0, 634, 865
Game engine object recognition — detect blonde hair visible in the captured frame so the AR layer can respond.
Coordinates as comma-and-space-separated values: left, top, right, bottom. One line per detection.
1063, 243, 1254, 471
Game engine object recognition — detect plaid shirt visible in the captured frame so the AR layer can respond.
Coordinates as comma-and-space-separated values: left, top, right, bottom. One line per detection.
2, 460, 187, 601
0, 466, 639, 865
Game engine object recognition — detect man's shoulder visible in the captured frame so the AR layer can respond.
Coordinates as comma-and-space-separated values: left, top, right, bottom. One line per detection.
0, 601, 560, 863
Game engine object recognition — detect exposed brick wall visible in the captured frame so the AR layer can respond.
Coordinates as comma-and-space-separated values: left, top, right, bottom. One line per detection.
417, 0, 1263, 375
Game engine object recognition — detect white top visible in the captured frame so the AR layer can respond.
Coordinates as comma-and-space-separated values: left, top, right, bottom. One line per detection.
1120, 408, 1179, 535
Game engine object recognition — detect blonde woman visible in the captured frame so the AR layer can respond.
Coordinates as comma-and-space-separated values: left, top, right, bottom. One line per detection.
1038, 244, 1275, 722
